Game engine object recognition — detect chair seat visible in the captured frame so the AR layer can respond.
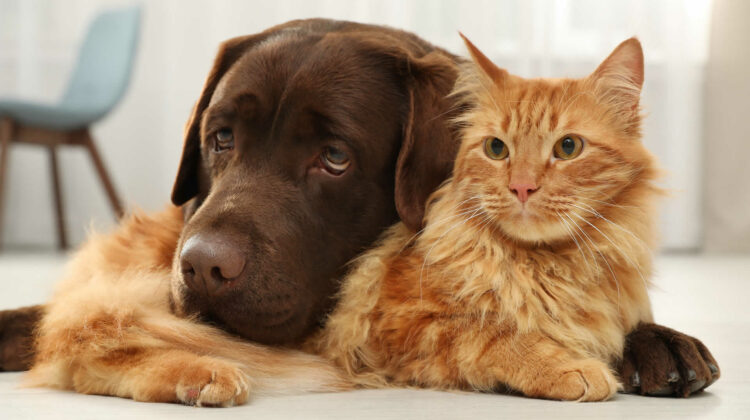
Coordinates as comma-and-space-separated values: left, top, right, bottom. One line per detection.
0, 99, 102, 131
0, 6, 137, 250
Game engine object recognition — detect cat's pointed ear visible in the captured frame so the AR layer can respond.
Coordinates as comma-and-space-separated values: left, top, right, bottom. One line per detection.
590, 37, 644, 113
459, 33, 508, 82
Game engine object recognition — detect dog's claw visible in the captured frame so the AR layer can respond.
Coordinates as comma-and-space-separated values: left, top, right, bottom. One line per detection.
708, 364, 719, 375
631, 371, 641, 387
689, 379, 706, 394
667, 371, 680, 383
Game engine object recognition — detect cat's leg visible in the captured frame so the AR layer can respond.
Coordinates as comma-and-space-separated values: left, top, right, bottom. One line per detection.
0, 305, 43, 371
468, 332, 620, 401
619, 322, 719, 397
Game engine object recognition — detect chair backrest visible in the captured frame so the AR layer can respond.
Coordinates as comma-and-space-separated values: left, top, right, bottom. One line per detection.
60, 6, 141, 119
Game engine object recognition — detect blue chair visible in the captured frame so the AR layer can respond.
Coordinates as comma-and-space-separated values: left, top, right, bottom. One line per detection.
0, 6, 141, 249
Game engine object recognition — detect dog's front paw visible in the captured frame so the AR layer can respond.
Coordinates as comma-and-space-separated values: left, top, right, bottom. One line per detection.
620, 322, 719, 397
0, 305, 43, 371
549, 359, 619, 402
175, 358, 251, 407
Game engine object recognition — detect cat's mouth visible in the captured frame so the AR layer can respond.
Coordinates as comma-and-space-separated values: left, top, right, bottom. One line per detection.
510, 197, 546, 218
493, 203, 573, 244
516, 206, 540, 220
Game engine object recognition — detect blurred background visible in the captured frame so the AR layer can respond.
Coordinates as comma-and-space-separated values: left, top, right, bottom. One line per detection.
0, 0, 746, 253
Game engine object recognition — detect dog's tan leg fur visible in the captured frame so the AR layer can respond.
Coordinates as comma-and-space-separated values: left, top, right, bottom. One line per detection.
25, 207, 351, 406
71, 347, 251, 406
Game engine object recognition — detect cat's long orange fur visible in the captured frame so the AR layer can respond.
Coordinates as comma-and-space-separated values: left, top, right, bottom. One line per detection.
308, 36, 661, 401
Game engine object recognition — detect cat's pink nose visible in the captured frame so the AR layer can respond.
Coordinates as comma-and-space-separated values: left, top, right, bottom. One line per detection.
509, 182, 538, 203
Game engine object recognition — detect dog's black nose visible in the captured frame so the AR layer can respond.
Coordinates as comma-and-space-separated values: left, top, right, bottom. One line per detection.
180, 233, 246, 297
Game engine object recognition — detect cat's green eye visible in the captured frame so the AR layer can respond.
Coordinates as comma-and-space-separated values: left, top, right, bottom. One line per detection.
484, 137, 509, 160
553, 135, 584, 160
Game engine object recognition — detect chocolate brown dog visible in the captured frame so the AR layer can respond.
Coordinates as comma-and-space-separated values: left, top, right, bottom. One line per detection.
168, 19, 461, 346
0, 19, 717, 399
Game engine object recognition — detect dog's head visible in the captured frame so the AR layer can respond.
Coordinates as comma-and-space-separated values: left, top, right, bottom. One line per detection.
169, 20, 460, 344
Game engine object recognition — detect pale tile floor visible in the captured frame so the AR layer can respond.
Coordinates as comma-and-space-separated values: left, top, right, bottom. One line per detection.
0, 252, 748, 419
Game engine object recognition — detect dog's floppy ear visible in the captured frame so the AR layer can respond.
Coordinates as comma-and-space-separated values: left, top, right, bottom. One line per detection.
171, 34, 265, 206
394, 52, 461, 231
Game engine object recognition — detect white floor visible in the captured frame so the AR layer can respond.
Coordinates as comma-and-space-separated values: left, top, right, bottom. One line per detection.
0, 252, 748, 419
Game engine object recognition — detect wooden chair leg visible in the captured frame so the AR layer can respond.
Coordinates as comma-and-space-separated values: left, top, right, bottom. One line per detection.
0, 118, 13, 251
48, 145, 68, 250
81, 130, 124, 219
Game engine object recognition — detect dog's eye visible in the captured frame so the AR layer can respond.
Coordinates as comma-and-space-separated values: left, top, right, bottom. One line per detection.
213, 128, 234, 153
320, 146, 350, 175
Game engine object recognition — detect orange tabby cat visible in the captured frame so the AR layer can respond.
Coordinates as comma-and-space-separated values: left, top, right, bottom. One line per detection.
307, 36, 660, 401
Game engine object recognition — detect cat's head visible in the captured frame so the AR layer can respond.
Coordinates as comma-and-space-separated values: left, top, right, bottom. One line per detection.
449, 36, 659, 244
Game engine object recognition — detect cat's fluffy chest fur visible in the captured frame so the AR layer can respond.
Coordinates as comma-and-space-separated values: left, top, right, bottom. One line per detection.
410, 183, 653, 361
310, 179, 653, 392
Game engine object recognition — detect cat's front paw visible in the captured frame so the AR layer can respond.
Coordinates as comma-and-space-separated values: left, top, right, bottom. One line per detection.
175, 358, 251, 407
550, 359, 620, 402
620, 322, 719, 397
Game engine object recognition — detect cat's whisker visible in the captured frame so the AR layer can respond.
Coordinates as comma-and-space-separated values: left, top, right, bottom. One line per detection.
568, 202, 649, 251
428, 101, 467, 125
578, 202, 647, 245
399, 196, 484, 253
560, 211, 621, 306
475, 212, 497, 240
559, 211, 599, 278
570, 212, 648, 290
555, 211, 593, 277
408, 194, 481, 231
426, 203, 482, 226
569, 215, 622, 309
398, 207, 480, 254
595, 248, 621, 307
435, 209, 496, 296
576, 196, 637, 209
418, 205, 487, 303
478, 207, 504, 245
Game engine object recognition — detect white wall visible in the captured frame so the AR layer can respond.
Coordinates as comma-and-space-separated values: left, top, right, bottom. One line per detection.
703, 0, 750, 253
0, 0, 713, 250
